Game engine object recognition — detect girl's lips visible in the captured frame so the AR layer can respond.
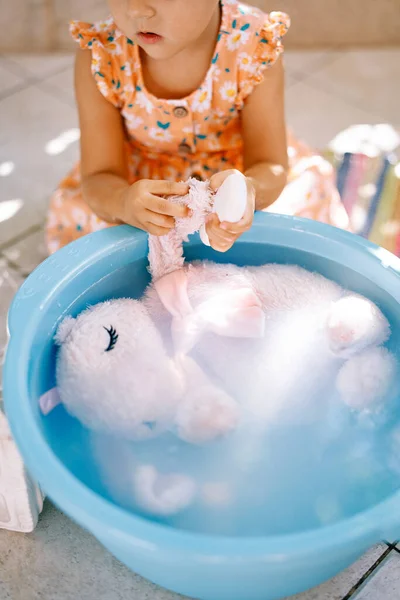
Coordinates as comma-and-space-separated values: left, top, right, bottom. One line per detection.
137, 32, 163, 45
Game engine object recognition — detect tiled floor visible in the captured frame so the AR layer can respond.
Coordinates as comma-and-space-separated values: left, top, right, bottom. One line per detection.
0, 49, 400, 599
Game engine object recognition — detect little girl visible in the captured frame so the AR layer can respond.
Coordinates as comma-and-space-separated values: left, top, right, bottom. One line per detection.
47, 0, 348, 255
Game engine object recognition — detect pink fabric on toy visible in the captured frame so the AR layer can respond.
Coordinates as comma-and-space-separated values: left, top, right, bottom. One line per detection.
154, 270, 192, 319
39, 387, 61, 415
155, 270, 265, 355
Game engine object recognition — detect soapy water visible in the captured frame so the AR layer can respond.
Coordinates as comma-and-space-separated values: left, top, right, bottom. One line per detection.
90, 382, 400, 537
48, 263, 400, 537
81, 299, 400, 537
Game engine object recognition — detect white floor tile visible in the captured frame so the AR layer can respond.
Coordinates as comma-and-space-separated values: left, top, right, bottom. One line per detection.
43, 66, 75, 107
353, 552, 400, 599
0, 169, 50, 247
4, 54, 74, 80
3, 229, 46, 275
0, 77, 79, 248
285, 80, 382, 150
288, 544, 388, 600
284, 51, 340, 78
304, 50, 400, 127
285, 71, 299, 89
0, 85, 79, 192
0, 502, 185, 600
0, 61, 25, 95
0, 259, 22, 367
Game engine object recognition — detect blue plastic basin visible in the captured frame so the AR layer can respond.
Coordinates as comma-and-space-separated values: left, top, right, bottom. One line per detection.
4, 214, 400, 600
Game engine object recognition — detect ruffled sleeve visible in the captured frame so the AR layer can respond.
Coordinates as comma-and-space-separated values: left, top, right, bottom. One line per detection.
70, 19, 126, 108
236, 11, 290, 108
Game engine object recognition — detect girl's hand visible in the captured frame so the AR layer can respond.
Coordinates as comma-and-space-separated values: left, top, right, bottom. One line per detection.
206, 170, 255, 252
119, 179, 189, 236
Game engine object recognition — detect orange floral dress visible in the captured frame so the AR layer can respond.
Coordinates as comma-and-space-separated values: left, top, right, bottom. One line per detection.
46, 0, 348, 254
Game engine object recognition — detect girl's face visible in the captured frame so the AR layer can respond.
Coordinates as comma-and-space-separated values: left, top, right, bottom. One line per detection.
108, 0, 220, 59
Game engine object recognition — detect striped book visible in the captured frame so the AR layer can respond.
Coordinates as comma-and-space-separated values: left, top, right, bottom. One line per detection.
325, 125, 400, 256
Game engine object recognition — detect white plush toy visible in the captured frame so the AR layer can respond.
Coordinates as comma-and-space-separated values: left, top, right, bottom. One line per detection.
40, 172, 396, 517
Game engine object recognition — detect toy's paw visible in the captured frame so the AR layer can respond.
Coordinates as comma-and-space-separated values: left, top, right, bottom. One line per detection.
336, 347, 396, 409
327, 296, 390, 357
134, 465, 197, 516
176, 386, 240, 444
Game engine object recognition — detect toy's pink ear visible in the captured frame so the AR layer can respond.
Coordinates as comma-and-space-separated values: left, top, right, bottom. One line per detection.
55, 316, 76, 345
154, 270, 193, 318
39, 388, 61, 415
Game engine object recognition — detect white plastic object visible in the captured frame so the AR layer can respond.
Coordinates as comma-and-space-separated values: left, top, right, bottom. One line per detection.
0, 408, 44, 532
200, 172, 247, 246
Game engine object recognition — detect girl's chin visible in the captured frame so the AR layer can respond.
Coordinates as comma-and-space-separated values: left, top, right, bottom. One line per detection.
137, 41, 182, 61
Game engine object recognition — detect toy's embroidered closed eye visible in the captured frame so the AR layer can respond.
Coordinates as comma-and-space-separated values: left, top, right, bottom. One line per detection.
104, 326, 119, 352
